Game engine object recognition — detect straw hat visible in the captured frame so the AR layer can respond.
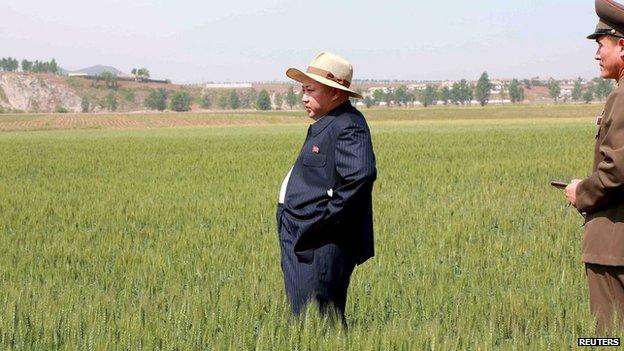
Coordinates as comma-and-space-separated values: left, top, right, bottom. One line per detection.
286, 51, 362, 99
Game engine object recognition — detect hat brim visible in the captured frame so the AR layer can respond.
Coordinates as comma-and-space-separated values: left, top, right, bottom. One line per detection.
286, 68, 363, 99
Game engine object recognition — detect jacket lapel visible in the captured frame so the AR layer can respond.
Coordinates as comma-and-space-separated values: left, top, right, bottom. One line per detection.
309, 101, 352, 137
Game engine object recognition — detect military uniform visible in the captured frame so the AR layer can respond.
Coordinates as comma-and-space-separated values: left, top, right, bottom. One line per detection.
579, 0, 624, 332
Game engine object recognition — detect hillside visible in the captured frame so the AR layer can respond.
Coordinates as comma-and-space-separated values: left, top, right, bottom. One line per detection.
0, 73, 289, 113
0, 72, 192, 113
0, 73, 82, 112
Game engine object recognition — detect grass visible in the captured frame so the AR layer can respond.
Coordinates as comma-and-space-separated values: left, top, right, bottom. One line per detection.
0, 105, 615, 349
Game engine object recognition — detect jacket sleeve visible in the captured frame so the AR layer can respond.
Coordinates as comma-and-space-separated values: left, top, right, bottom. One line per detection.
576, 92, 624, 213
294, 122, 376, 253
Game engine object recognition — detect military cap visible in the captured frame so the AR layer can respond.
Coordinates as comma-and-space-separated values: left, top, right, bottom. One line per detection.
588, 0, 624, 39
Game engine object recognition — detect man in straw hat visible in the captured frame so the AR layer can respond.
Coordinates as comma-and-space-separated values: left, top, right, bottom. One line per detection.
565, 0, 624, 332
276, 51, 376, 325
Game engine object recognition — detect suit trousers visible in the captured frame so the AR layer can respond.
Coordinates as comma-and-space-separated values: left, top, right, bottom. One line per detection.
586, 263, 624, 333
277, 204, 355, 326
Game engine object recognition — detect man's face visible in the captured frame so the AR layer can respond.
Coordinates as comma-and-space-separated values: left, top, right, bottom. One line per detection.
595, 35, 624, 79
300, 78, 336, 119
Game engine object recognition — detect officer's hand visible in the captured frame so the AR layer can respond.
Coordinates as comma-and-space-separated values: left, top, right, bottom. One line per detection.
565, 179, 582, 207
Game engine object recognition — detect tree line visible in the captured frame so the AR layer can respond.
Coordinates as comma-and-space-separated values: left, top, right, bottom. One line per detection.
0, 57, 60, 74
568, 77, 613, 103
141, 86, 301, 112
79, 76, 616, 113
362, 74, 489, 108
359, 73, 614, 108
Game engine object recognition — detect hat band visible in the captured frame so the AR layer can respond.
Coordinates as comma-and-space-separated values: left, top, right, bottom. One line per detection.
595, 27, 624, 37
306, 66, 351, 88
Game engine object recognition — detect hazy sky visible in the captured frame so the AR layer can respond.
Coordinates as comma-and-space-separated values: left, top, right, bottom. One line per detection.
1, 0, 602, 83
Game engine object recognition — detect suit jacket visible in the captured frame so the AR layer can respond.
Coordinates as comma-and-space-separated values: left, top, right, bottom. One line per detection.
577, 83, 624, 265
279, 101, 377, 265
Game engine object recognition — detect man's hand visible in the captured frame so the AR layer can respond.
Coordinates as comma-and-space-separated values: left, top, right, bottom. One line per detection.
565, 179, 583, 207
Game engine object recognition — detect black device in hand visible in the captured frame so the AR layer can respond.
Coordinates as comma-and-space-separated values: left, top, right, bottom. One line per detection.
550, 181, 568, 189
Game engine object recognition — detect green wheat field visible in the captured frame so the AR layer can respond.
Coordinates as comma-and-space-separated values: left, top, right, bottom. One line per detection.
0, 105, 617, 349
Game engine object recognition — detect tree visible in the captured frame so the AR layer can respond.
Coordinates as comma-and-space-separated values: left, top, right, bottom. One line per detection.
437, 86, 451, 105
508, 79, 525, 104
394, 85, 409, 106
22, 59, 58, 74
131, 67, 150, 81
572, 78, 583, 102
137, 68, 150, 78
169, 91, 192, 112
285, 86, 297, 109
217, 93, 229, 109
49, 58, 58, 74
450, 82, 460, 105
372, 89, 385, 105
548, 80, 561, 102
228, 90, 240, 109
198, 94, 211, 109
99, 71, 118, 89
475, 72, 492, 106
451, 79, 472, 105
81, 96, 90, 113
238, 88, 257, 109
21, 59, 33, 72
363, 96, 374, 108
384, 90, 394, 106
274, 93, 283, 110
8, 57, 18, 71
256, 90, 271, 110
105, 92, 118, 111
145, 89, 168, 111
419, 85, 437, 107
32, 60, 42, 73
0, 57, 18, 72
593, 77, 614, 101
583, 87, 594, 104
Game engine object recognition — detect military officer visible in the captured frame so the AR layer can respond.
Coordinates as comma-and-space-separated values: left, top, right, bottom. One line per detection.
566, 0, 624, 333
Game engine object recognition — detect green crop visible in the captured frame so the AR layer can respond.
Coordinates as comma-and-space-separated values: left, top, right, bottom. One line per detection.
0, 106, 614, 349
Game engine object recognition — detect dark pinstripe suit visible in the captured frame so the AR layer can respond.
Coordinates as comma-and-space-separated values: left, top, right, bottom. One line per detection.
277, 101, 376, 323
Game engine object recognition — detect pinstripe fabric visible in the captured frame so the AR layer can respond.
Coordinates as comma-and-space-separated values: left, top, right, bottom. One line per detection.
277, 204, 355, 324
276, 101, 376, 322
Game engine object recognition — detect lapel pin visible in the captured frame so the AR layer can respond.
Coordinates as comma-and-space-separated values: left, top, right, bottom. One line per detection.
312, 145, 320, 154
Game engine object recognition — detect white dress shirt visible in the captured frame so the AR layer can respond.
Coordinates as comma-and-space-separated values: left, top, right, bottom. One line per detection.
279, 167, 293, 204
